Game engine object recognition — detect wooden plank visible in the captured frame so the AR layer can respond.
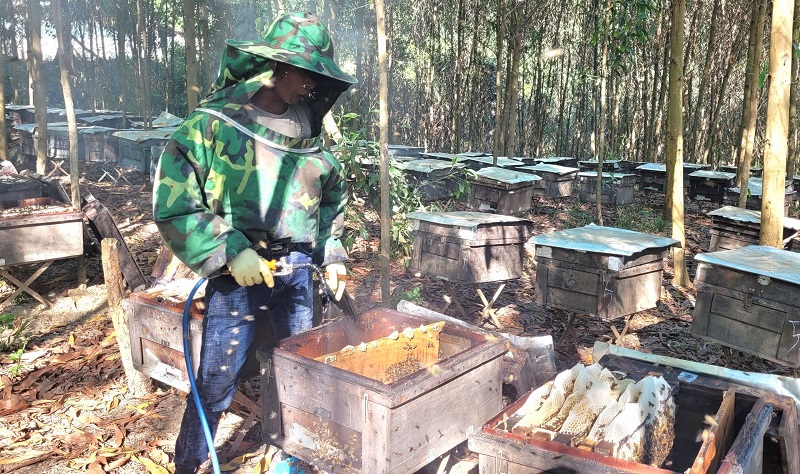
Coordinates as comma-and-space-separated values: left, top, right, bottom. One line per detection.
697, 265, 800, 311
547, 287, 598, 315
706, 313, 781, 359
689, 388, 736, 474
82, 192, 146, 291
709, 293, 787, 333
717, 400, 773, 474
534, 262, 548, 306
543, 246, 668, 271
692, 290, 714, 336
608, 266, 664, 318
545, 266, 599, 295
778, 402, 800, 474
777, 317, 800, 367
0, 212, 83, 266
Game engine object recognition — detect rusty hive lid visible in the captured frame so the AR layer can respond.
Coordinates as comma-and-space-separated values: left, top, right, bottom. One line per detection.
464, 156, 525, 168
727, 177, 793, 196
695, 245, 800, 286
689, 170, 736, 180
517, 164, 579, 176
532, 224, 678, 255
473, 166, 541, 184
396, 158, 464, 173
113, 128, 177, 143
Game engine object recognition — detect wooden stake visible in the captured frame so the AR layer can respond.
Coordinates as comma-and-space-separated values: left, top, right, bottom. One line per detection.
102, 238, 152, 395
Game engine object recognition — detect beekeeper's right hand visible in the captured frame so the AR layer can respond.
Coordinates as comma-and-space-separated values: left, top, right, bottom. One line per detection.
227, 248, 275, 287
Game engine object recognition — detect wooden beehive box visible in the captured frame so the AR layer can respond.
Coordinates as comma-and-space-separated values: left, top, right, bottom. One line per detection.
46, 123, 86, 160
77, 114, 126, 128
0, 197, 83, 267
125, 282, 206, 392
533, 156, 579, 167
80, 126, 121, 163
692, 245, 800, 368
395, 158, 466, 200
462, 156, 525, 171
578, 159, 622, 173
707, 205, 800, 252
0, 173, 43, 202
724, 177, 794, 216
533, 225, 678, 319
14, 123, 37, 157
469, 353, 799, 474
468, 167, 540, 214
115, 129, 175, 175
719, 164, 763, 177
688, 170, 736, 204
637, 162, 668, 193
408, 211, 534, 284
257, 307, 507, 474
6, 105, 36, 125
516, 164, 578, 198
577, 172, 637, 205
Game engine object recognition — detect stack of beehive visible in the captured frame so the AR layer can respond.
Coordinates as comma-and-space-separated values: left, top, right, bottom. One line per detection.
508, 362, 675, 467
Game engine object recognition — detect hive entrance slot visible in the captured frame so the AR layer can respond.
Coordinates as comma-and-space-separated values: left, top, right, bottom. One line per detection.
314, 321, 445, 384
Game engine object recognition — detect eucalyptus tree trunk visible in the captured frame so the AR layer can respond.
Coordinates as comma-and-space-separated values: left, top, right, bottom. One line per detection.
502, 3, 522, 158
788, 0, 800, 178
375, 0, 390, 306
53, 0, 87, 286
761, 0, 794, 248
689, 0, 720, 163
184, 0, 199, 111
736, 0, 768, 207
452, 0, 466, 152
493, 0, 506, 161
667, 0, 689, 287
0, 39, 6, 162
27, 0, 47, 174
135, 0, 152, 127
596, 0, 611, 226
645, 9, 665, 162
117, 0, 128, 126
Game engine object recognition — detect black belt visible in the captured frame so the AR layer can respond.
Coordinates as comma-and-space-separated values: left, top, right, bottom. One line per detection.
256, 241, 311, 259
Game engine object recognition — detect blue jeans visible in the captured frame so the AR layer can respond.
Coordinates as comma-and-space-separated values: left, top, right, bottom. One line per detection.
174, 249, 314, 470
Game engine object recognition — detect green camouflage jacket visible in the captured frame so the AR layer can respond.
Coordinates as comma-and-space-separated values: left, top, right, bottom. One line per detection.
153, 13, 355, 277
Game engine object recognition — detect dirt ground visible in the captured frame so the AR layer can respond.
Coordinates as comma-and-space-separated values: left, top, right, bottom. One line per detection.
1, 153, 797, 474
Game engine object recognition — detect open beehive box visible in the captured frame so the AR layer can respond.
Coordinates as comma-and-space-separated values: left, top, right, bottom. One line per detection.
469, 353, 799, 474
257, 308, 507, 473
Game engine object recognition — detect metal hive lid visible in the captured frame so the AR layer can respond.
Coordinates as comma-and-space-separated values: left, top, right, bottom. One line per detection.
695, 245, 800, 286
396, 159, 463, 173
464, 156, 525, 168
577, 171, 636, 180
727, 177, 793, 196
113, 128, 177, 142
473, 166, 541, 184
407, 210, 532, 229
531, 224, 678, 255
689, 170, 736, 179
636, 163, 666, 171
518, 164, 579, 175
707, 205, 800, 230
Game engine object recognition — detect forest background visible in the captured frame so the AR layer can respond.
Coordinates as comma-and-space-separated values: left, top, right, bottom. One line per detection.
2, 0, 800, 176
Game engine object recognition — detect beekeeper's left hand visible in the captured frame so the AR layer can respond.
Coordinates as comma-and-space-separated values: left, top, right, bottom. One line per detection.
325, 262, 347, 301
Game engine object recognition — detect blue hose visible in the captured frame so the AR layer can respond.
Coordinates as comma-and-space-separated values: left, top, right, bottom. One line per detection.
183, 277, 222, 474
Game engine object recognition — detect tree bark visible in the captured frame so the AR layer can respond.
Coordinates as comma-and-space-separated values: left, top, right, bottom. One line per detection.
493, 0, 506, 160
596, 0, 611, 225
0, 31, 6, 162
761, 0, 794, 247
667, 0, 689, 287
375, 0, 391, 306
27, 0, 47, 174
101, 239, 153, 395
788, 0, 800, 178
117, 0, 129, 126
184, 0, 199, 111
736, 0, 768, 207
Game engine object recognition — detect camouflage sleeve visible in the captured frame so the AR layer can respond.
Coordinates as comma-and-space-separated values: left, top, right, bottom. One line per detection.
315, 150, 348, 267
152, 112, 252, 277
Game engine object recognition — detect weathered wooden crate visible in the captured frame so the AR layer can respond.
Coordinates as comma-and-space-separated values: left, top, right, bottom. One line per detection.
719, 164, 763, 177
724, 177, 794, 216
463, 156, 525, 171
46, 124, 86, 160
0, 197, 83, 267
115, 129, 175, 175
257, 307, 507, 474
77, 114, 126, 128
578, 159, 622, 173
395, 159, 466, 200
707, 205, 800, 252
469, 353, 799, 474
688, 170, 736, 204
532, 157, 579, 167
0, 174, 43, 202
468, 167, 540, 214
5, 105, 36, 125
125, 284, 205, 392
516, 164, 578, 198
532, 225, 678, 319
692, 245, 800, 368
407, 211, 533, 283
14, 124, 37, 156
637, 163, 711, 193
618, 160, 647, 174
577, 172, 637, 205
80, 126, 121, 163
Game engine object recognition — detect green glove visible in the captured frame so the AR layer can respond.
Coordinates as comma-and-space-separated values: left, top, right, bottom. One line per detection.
227, 248, 275, 287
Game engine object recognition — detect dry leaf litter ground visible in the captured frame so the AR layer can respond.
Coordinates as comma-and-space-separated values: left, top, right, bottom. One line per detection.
1, 150, 797, 474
